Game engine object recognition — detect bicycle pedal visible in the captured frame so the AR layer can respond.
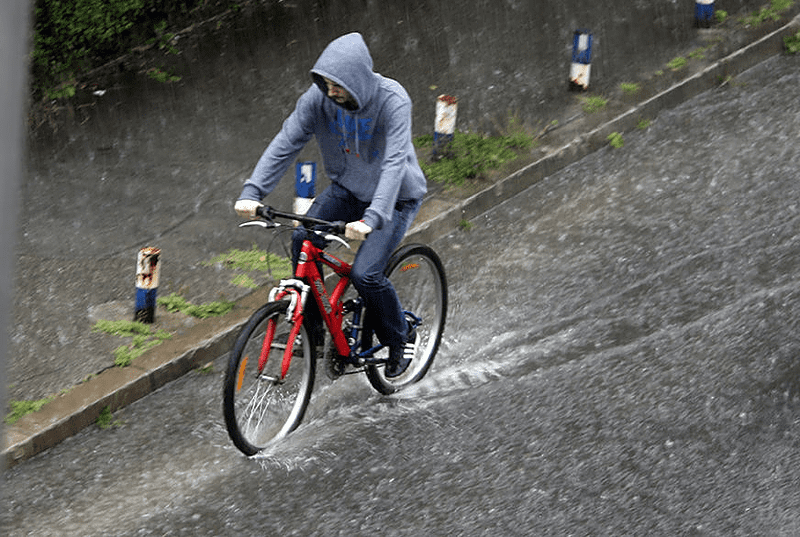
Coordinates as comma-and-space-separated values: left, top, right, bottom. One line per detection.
342, 298, 360, 313
325, 360, 345, 380
362, 356, 388, 366
323, 342, 347, 379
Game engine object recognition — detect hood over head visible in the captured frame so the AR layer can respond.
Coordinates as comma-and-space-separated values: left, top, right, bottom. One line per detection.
310, 33, 378, 112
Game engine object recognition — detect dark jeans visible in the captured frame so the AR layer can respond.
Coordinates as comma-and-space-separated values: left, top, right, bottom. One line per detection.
292, 182, 421, 348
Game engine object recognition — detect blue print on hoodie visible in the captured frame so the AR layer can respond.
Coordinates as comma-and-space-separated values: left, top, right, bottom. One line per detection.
328, 109, 380, 159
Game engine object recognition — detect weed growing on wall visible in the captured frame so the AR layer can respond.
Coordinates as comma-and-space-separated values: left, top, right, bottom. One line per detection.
607, 132, 624, 149
785, 29, 800, 54
415, 131, 533, 186
667, 56, 688, 71
581, 96, 608, 113
620, 82, 640, 94
96, 406, 123, 429
32, 0, 146, 96
30, 0, 222, 98
92, 320, 172, 367
5, 398, 54, 425
204, 245, 293, 285
157, 293, 235, 318
743, 0, 794, 26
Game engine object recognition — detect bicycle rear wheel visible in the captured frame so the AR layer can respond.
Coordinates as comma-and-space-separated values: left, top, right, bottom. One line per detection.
223, 300, 315, 455
366, 244, 447, 394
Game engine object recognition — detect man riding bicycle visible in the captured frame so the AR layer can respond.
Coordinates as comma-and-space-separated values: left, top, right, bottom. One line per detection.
234, 32, 427, 378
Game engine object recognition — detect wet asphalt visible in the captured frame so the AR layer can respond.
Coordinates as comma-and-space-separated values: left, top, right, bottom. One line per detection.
5, 9, 800, 467
3, 49, 800, 537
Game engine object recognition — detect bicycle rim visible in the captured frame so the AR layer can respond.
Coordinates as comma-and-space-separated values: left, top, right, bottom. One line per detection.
366, 244, 447, 394
223, 300, 315, 455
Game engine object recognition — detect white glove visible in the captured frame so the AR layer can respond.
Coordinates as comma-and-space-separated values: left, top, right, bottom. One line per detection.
345, 220, 373, 241
234, 199, 263, 219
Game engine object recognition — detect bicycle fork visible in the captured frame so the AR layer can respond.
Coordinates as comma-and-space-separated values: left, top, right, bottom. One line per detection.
260, 279, 310, 381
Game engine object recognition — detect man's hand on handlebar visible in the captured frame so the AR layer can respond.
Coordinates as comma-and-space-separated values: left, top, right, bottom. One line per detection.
235, 199, 263, 219
345, 220, 372, 241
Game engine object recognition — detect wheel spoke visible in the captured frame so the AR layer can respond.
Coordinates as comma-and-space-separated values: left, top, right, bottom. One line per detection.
365, 245, 447, 394
223, 301, 316, 455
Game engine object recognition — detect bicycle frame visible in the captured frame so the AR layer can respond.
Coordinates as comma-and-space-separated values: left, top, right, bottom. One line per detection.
225, 206, 446, 453
296, 238, 352, 356
262, 233, 384, 380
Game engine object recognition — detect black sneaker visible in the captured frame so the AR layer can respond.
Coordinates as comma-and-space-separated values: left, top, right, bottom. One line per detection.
385, 322, 417, 379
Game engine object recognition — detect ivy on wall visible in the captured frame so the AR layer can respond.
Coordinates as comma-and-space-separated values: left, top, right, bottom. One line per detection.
30, 0, 225, 98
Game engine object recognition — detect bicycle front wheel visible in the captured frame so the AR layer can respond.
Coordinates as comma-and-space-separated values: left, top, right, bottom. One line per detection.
223, 300, 316, 455
366, 244, 447, 394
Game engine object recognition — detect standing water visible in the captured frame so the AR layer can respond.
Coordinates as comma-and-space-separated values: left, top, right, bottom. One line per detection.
11, 0, 774, 402
4, 54, 799, 535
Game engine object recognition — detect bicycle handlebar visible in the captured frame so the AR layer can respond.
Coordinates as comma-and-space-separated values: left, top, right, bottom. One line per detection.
257, 205, 347, 235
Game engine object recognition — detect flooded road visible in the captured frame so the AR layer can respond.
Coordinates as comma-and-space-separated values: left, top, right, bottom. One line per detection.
4, 54, 800, 535
11, 0, 778, 403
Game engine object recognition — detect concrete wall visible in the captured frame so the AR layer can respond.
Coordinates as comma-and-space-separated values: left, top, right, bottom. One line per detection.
23, 0, 769, 255
29, 0, 767, 156
177, 0, 766, 131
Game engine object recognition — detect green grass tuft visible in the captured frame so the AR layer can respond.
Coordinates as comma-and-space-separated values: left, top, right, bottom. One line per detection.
157, 293, 235, 319
785, 29, 800, 54
205, 245, 292, 285
418, 130, 533, 186
5, 398, 54, 425
743, 0, 794, 25
93, 319, 172, 367
667, 56, 688, 71
96, 405, 122, 429
581, 96, 608, 113
607, 132, 624, 149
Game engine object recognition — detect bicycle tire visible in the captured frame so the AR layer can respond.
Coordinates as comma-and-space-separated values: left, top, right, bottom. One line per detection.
366, 244, 447, 395
223, 300, 316, 455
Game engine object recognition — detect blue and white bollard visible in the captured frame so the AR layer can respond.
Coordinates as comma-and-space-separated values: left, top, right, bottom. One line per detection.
695, 0, 714, 28
569, 29, 593, 91
433, 94, 458, 157
294, 161, 316, 218
134, 247, 160, 323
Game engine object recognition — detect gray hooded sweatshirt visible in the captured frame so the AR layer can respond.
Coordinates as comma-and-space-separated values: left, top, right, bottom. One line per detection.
240, 32, 427, 230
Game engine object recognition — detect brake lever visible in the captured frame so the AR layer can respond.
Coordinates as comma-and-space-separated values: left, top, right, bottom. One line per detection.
314, 230, 351, 249
238, 220, 279, 229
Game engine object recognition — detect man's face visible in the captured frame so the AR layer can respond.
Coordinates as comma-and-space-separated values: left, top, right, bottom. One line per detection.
323, 77, 356, 108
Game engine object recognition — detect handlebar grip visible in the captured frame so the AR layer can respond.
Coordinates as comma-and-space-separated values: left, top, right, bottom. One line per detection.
255, 205, 271, 219
330, 221, 346, 235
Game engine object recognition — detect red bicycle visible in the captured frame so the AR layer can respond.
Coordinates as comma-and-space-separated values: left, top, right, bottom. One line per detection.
223, 206, 447, 455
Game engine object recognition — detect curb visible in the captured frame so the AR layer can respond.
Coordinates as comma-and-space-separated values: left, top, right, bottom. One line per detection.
409, 14, 800, 247
4, 14, 799, 469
